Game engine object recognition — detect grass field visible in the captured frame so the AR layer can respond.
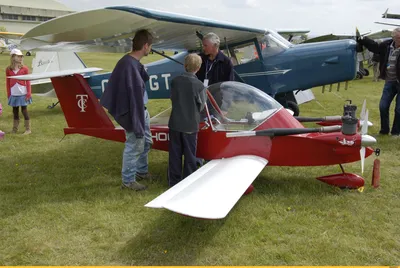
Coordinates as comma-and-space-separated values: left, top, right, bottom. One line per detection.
0, 52, 399, 265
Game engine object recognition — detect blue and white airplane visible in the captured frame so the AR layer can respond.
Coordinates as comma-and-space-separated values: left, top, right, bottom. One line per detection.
20, 5, 358, 114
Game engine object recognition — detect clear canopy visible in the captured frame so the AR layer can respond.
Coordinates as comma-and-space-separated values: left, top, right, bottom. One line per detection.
150, 81, 283, 131
206, 81, 282, 131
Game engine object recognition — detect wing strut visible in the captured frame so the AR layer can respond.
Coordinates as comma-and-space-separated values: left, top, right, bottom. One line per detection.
150, 49, 183, 65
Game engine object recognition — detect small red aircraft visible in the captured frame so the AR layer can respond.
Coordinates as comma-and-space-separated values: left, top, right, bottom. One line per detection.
12, 72, 379, 219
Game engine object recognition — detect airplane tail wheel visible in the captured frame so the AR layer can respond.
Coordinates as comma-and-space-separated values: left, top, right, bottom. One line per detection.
25, 51, 31, 56
287, 101, 300, 116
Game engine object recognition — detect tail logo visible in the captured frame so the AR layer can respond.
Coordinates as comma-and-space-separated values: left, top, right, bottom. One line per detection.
76, 94, 88, 112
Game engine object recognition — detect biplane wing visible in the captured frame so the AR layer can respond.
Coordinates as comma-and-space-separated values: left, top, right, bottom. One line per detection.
21, 6, 267, 53
145, 155, 268, 219
0, 31, 24, 40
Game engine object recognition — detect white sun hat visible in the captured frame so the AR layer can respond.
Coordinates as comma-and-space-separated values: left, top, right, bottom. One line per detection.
10, 48, 23, 56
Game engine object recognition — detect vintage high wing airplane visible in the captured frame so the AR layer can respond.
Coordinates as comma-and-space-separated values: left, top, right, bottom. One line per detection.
0, 31, 32, 55
0, 31, 23, 54
11, 69, 379, 219
18, 5, 359, 115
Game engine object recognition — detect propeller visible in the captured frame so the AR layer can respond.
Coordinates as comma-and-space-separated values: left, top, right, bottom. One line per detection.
359, 99, 373, 127
360, 109, 369, 174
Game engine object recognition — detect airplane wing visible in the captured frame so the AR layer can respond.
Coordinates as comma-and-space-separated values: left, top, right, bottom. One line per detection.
375, 21, 400, 27
21, 6, 267, 53
0, 31, 24, 40
382, 8, 400, 19
146, 155, 268, 219
7, 67, 102, 81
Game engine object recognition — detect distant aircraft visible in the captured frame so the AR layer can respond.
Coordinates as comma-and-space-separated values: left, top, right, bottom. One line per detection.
375, 8, 400, 27
0, 31, 32, 56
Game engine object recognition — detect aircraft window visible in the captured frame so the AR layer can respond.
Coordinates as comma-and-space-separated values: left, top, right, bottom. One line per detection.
261, 33, 286, 58
231, 43, 259, 64
206, 81, 282, 131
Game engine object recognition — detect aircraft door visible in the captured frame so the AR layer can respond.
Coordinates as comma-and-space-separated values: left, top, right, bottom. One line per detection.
229, 42, 273, 96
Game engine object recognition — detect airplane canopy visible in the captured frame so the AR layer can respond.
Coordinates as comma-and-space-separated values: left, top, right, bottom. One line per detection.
21, 6, 268, 53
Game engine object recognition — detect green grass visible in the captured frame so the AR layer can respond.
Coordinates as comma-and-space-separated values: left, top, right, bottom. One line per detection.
0, 52, 399, 265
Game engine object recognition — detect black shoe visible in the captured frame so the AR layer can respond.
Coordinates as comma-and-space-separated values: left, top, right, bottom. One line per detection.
121, 181, 147, 191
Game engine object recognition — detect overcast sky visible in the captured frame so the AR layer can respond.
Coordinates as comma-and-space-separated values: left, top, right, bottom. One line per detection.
57, 0, 400, 36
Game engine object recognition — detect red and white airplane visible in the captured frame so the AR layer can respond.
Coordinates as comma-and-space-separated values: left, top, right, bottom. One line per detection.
11, 71, 379, 219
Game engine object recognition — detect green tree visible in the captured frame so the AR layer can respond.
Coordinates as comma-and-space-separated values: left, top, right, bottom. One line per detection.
0, 26, 7, 32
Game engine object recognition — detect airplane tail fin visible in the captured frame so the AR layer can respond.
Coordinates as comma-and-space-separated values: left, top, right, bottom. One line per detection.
51, 74, 125, 142
31, 51, 98, 95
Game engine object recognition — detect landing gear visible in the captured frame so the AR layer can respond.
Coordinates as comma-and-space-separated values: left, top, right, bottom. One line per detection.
274, 91, 300, 116
287, 101, 300, 116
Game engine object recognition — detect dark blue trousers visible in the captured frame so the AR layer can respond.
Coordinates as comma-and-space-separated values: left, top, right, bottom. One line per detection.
379, 81, 400, 135
168, 129, 198, 187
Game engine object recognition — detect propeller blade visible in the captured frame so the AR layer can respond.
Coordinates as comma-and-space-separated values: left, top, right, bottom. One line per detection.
360, 146, 366, 174
356, 27, 361, 38
360, 99, 366, 121
361, 110, 369, 135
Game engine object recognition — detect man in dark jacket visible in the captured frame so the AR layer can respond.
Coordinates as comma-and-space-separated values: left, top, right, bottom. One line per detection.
357, 28, 400, 136
196, 32, 235, 86
100, 29, 153, 190
168, 53, 206, 187
195, 32, 234, 166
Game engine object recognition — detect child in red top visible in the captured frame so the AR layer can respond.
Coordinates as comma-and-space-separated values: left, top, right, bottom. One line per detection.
6, 49, 32, 134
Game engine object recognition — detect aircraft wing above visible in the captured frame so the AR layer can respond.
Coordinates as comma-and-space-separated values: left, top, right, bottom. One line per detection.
304, 30, 390, 43
0, 31, 24, 40
7, 67, 103, 81
21, 6, 267, 53
145, 155, 268, 219
375, 21, 400, 27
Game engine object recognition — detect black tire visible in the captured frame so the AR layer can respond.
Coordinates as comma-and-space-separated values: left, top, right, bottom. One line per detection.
25, 51, 31, 56
363, 68, 369, 76
287, 101, 300, 116
356, 72, 363, 79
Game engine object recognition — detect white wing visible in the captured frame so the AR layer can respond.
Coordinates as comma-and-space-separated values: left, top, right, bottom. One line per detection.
7, 67, 102, 81
146, 155, 268, 219
21, 6, 266, 52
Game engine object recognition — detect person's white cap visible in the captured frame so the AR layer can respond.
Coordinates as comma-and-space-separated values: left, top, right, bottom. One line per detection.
10, 48, 23, 56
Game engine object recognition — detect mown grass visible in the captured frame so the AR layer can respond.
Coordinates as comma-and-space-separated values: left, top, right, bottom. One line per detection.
0, 52, 399, 265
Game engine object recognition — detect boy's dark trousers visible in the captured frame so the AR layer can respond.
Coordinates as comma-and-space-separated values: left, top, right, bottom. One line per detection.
168, 129, 198, 187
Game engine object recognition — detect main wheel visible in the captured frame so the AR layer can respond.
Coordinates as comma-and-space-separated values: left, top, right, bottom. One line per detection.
287, 101, 300, 116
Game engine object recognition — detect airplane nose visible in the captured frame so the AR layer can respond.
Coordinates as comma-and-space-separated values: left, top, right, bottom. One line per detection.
361, 134, 376, 146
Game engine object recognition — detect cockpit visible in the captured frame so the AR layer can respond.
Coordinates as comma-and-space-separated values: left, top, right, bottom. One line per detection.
228, 30, 291, 66
150, 81, 283, 131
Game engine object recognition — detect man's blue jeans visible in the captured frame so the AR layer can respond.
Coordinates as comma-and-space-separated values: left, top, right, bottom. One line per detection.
121, 110, 152, 184
379, 81, 400, 135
